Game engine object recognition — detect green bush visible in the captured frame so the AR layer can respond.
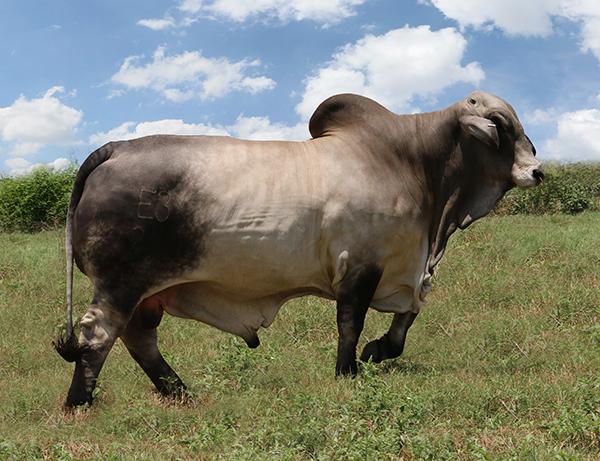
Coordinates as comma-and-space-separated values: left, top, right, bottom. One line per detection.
0, 167, 76, 232
496, 163, 600, 215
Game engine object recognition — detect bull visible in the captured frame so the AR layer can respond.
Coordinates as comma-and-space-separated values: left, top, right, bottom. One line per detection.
54, 91, 543, 407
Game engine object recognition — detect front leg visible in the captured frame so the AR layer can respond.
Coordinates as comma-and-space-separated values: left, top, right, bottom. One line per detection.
335, 264, 382, 376
360, 311, 417, 364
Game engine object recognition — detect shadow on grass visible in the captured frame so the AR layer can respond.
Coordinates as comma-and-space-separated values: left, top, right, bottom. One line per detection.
362, 358, 436, 376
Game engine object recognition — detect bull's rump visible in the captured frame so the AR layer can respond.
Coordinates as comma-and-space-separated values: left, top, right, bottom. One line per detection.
72, 136, 331, 302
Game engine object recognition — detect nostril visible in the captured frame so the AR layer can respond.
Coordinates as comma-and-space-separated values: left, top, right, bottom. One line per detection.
532, 169, 544, 182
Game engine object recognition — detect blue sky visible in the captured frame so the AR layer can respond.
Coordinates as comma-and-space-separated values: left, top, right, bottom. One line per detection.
1, 0, 600, 175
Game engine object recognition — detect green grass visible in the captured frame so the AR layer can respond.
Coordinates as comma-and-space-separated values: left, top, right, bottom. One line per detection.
0, 214, 599, 460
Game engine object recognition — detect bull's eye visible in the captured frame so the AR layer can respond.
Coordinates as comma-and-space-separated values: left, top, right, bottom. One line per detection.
468, 97, 476, 105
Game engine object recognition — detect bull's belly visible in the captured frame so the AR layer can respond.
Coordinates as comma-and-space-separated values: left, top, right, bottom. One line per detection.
158, 243, 427, 343
163, 281, 330, 346
160, 221, 333, 343
161, 274, 423, 346
153, 204, 429, 341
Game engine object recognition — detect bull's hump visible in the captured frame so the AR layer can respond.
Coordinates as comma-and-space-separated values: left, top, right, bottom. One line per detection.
308, 94, 395, 138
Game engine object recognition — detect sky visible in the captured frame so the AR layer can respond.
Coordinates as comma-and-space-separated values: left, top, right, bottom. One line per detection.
1, 0, 600, 175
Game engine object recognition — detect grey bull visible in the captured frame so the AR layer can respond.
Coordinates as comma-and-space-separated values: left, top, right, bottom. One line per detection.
54, 91, 543, 407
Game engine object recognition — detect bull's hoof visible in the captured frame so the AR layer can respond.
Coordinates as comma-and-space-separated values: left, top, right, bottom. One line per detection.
156, 376, 188, 399
360, 336, 401, 364
63, 393, 93, 411
335, 360, 358, 377
360, 339, 386, 363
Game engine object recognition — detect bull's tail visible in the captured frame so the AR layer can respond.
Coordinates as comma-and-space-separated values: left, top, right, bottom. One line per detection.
53, 143, 114, 362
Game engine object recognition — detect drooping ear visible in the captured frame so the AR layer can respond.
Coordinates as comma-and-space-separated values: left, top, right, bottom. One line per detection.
459, 115, 499, 149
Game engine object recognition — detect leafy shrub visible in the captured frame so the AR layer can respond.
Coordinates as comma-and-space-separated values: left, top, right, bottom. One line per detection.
544, 378, 600, 451
496, 163, 600, 215
0, 166, 76, 232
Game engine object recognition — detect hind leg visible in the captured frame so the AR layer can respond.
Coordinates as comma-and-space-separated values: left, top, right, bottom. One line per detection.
65, 299, 130, 408
120, 304, 186, 397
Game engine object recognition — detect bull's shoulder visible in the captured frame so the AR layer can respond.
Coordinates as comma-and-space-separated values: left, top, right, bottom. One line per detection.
308, 94, 396, 138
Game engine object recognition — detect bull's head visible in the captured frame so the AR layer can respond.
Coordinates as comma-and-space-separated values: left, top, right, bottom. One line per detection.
458, 91, 543, 189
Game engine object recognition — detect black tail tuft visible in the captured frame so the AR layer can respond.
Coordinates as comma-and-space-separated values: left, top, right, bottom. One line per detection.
53, 331, 82, 363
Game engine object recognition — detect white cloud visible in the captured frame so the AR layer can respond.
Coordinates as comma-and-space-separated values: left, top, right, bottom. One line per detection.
0, 86, 83, 156
89, 116, 307, 147
230, 115, 308, 140
137, 17, 176, 30
205, 0, 365, 24
110, 46, 275, 101
525, 108, 559, 125
422, 0, 560, 36
424, 0, 600, 60
5, 156, 71, 176
296, 25, 484, 120
577, 14, 600, 59
138, 0, 364, 30
179, 0, 203, 13
545, 108, 600, 161
89, 119, 230, 146
10, 142, 44, 156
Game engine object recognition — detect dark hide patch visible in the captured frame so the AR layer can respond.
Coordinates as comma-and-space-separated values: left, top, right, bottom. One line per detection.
136, 300, 164, 330
336, 263, 383, 304
136, 285, 180, 329
73, 166, 208, 310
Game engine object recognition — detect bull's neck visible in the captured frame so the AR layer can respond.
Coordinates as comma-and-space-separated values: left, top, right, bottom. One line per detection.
398, 105, 505, 274
391, 107, 462, 208
398, 106, 507, 278
395, 107, 459, 164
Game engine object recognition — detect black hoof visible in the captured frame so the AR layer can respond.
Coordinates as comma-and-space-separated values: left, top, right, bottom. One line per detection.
156, 376, 187, 399
335, 361, 358, 377
64, 392, 93, 410
360, 336, 402, 364
360, 339, 385, 363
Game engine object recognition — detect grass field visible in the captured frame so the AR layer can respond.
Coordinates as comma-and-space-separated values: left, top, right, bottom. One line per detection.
0, 214, 599, 460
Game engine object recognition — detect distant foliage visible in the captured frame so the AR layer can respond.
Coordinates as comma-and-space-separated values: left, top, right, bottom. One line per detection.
496, 163, 600, 215
0, 167, 76, 232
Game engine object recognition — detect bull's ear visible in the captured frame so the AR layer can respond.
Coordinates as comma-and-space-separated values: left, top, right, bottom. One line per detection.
459, 115, 499, 149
